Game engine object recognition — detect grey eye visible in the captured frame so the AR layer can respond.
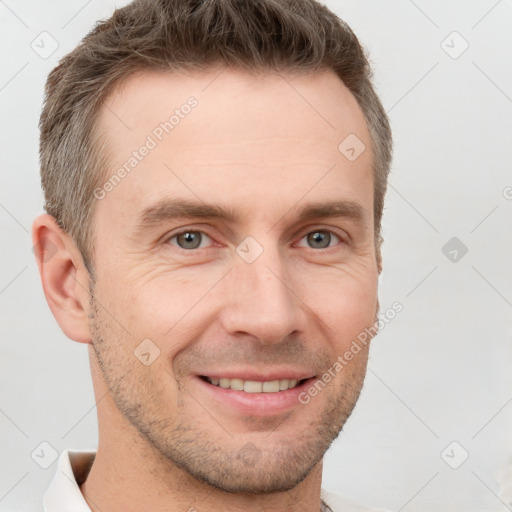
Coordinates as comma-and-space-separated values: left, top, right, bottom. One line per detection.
173, 231, 204, 249
306, 231, 334, 249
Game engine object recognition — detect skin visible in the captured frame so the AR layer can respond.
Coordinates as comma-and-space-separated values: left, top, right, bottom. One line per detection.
33, 67, 380, 512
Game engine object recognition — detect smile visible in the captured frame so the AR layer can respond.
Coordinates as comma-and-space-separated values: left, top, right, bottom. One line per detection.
201, 376, 305, 393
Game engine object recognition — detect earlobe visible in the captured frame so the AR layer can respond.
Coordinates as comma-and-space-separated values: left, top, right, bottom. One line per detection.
32, 214, 92, 344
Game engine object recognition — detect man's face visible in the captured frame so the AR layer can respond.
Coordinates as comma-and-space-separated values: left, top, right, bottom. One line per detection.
88, 68, 378, 493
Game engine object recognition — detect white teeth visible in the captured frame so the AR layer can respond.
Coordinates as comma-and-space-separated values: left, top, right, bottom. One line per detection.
205, 376, 302, 392
244, 381, 262, 393
230, 378, 244, 391
262, 380, 280, 393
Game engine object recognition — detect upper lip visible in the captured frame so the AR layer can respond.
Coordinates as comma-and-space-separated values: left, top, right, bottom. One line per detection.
197, 369, 317, 382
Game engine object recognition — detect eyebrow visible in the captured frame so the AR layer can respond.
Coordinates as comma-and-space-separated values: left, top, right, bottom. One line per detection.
296, 200, 365, 225
135, 197, 366, 234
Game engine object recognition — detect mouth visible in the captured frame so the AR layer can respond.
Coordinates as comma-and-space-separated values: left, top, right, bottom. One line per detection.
193, 373, 317, 416
199, 375, 308, 393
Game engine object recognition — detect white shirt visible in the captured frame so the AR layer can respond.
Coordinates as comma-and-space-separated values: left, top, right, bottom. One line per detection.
44, 450, 390, 512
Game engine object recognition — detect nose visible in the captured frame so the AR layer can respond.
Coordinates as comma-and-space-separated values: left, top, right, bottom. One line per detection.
219, 246, 303, 345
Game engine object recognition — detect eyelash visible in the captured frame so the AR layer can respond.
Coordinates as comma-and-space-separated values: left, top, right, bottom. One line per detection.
165, 227, 346, 252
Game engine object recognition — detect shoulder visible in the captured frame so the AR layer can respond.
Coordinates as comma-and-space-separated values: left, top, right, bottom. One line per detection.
321, 488, 392, 512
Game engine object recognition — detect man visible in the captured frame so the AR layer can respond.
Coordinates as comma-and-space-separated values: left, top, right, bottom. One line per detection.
33, 0, 392, 510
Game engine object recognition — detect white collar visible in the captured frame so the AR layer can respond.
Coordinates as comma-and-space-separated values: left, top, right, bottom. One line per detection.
43, 449, 95, 512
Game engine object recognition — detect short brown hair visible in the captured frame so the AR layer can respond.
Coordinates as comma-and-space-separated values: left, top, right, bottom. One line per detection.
40, 0, 392, 273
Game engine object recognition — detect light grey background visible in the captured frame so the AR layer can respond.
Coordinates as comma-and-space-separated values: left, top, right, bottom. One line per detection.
1, 1, 511, 511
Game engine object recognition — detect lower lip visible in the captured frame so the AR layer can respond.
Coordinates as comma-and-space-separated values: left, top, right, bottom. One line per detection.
193, 376, 315, 416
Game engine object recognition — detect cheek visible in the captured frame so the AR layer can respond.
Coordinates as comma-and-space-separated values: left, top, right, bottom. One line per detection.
96, 250, 378, 349
303, 269, 378, 344
100, 269, 219, 352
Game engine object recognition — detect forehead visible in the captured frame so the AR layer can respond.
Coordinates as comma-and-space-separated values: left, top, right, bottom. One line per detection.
98, 67, 370, 147
94, 68, 373, 225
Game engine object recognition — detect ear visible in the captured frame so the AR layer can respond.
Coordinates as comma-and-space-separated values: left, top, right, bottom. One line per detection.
32, 214, 92, 344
